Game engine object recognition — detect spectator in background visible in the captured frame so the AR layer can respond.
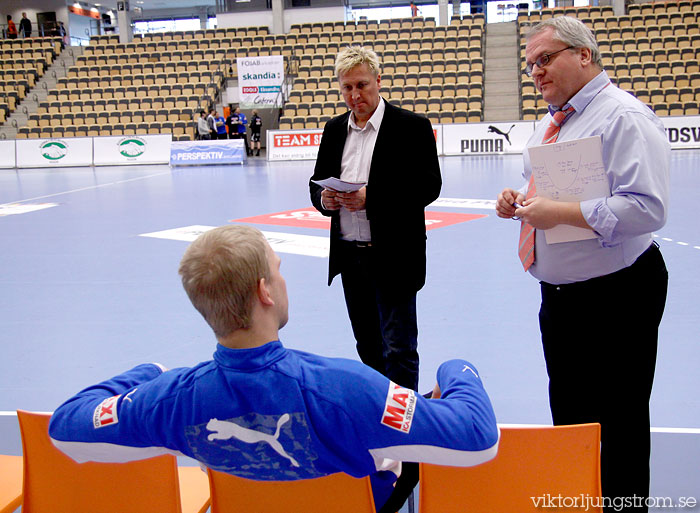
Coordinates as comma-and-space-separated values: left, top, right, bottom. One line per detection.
249, 109, 262, 157
237, 107, 251, 156
19, 13, 31, 38
207, 109, 217, 138
6, 15, 18, 39
410, 1, 419, 17
197, 110, 212, 140
226, 106, 240, 139
215, 111, 227, 140
58, 21, 67, 47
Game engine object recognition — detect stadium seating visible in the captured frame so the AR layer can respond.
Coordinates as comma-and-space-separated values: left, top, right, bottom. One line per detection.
4, 17, 483, 136
5, 2, 697, 139
518, 1, 700, 119
0, 37, 62, 126
280, 14, 485, 127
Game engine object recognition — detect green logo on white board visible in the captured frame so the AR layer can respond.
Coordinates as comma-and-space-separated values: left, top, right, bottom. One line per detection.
40, 140, 68, 161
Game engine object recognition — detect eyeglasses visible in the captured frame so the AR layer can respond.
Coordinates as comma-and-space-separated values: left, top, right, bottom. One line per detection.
524, 46, 575, 76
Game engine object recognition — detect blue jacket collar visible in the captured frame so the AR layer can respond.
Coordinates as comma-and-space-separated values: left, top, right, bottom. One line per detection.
213, 340, 286, 371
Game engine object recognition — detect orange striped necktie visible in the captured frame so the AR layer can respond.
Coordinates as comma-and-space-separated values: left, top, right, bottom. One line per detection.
518, 106, 576, 271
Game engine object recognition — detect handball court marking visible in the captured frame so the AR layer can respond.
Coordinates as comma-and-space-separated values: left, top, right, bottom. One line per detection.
0, 169, 172, 207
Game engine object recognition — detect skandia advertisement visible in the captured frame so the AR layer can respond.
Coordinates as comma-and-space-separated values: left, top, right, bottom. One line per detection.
238, 55, 284, 109
170, 139, 246, 165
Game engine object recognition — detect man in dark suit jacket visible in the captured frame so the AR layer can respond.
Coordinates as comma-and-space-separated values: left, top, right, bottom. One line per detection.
309, 46, 441, 394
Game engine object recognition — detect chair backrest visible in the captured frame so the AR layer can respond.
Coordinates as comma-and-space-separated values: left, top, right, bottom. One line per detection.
17, 410, 188, 513
419, 423, 602, 513
0, 454, 23, 513
207, 468, 376, 513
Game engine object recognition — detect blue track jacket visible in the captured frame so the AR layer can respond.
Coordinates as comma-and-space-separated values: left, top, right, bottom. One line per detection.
49, 341, 499, 509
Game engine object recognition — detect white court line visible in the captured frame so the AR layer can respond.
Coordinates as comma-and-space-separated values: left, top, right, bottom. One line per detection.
140, 226, 330, 258
0, 203, 58, 217
2, 411, 697, 433
0, 170, 172, 207
498, 423, 700, 434
0, 411, 52, 416
653, 234, 699, 251
650, 427, 700, 434
430, 197, 496, 210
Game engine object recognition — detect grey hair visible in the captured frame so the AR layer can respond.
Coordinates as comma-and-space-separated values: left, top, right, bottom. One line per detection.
335, 46, 381, 78
526, 16, 603, 69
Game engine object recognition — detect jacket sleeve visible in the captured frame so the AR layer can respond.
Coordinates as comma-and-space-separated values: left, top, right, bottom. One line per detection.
413, 114, 442, 208
309, 181, 327, 216
48, 363, 177, 463
356, 359, 499, 470
309, 121, 338, 217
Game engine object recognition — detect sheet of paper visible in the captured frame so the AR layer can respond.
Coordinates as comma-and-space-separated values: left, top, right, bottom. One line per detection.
527, 135, 610, 244
311, 177, 366, 193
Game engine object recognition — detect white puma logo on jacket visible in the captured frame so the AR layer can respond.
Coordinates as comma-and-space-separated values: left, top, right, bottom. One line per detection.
206, 414, 300, 467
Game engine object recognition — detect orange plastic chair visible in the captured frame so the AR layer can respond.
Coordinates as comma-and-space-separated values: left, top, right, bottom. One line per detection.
207, 468, 376, 513
0, 454, 22, 513
17, 410, 211, 513
419, 423, 602, 513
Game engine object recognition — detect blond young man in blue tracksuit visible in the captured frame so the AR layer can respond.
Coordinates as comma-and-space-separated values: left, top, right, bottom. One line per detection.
49, 225, 499, 511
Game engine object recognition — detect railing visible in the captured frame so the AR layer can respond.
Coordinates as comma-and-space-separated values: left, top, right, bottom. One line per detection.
70, 35, 91, 47
36, 23, 67, 39
271, 52, 298, 127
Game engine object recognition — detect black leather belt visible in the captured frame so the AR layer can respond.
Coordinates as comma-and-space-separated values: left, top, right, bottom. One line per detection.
341, 240, 373, 248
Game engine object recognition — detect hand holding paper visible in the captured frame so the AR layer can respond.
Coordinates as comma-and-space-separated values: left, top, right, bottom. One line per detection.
311, 177, 366, 193
516, 196, 589, 231
336, 187, 366, 212
321, 189, 341, 211
526, 135, 610, 244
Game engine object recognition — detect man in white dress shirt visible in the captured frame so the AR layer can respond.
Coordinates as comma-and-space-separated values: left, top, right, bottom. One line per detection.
309, 46, 441, 512
310, 46, 441, 394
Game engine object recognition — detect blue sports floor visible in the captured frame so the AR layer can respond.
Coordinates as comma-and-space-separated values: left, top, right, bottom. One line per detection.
1, 152, 698, 503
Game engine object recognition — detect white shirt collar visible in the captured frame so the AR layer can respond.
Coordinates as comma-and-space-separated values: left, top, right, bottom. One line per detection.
347, 96, 386, 132
549, 70, 610, 117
